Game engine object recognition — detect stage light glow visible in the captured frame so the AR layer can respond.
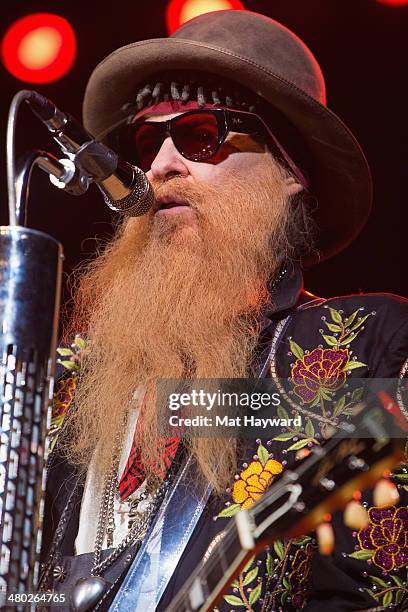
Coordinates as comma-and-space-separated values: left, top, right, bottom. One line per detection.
17, 27, 63, 70
166, 0, 245, 34
1, 13, 76, 83
376, 0, 408, 5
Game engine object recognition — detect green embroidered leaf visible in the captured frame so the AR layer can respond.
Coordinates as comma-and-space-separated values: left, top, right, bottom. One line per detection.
289, 339, 304, 359
382, 591, 393, 608
343, 361, 367, 372
403, 485, 408, 492
309, 395, 321, 408
243, 567, 259, 586
342, 409, 357, 416
74, 335, 86, 350
344, 309, 359, 328
292, 536, 312, 546
273, 540, 285, 560
257, 443, 269, 466
231, 579, 240, 588
349, 550, 374, 561
248, 582, 262, 605
333, 395, 346, 416
273, 433, 295, 441
324, 322, 342, 332
305, 418, 315, 437
322, 334, 338, 347
277, 405, 289, 420
243, 555, 255, 572
287, 439, 310, 451
223, 594, 245, 606
281, 590, 289, 607
340, 331, 361, 346
391, 575, 403, 587
349, 313, 371, 333
218, 503, 241, 518
395, 589, 404, 605
282, 577, 290, 589
56, 347, 74, 356
369, 576, 388, 588
351, 387, 364, 402
329, 307, 342, 324
394, 473, 408, 481
266, 553, 273, 575
59, 360, 77, 371
320, 388, 334, 401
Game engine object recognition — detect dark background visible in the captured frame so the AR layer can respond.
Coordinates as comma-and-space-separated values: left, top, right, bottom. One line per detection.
1, 0, 407, 303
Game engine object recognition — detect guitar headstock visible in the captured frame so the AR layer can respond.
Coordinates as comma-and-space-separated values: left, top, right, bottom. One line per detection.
248, 420, 405, 547
165, 397, 406, 612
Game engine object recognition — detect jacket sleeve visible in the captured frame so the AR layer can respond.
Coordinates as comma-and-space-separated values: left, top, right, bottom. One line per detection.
304, 316, 408, 611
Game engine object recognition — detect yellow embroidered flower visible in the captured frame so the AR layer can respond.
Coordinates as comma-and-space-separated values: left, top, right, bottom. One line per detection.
232, 459, 283, 509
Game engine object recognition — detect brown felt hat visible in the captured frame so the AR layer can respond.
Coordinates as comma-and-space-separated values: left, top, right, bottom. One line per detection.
83, 10, 373, 266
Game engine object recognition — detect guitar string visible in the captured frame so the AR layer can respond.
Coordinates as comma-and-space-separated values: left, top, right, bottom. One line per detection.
174, 520, 243, 608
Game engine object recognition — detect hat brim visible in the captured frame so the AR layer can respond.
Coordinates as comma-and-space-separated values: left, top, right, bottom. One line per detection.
83, 38, 373, 267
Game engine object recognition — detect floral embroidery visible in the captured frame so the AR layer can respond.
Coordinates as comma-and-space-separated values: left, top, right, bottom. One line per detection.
223, 556, 263, 610
218, 444, 282, 517
55, 334, 86, 374
269, 307, 371, 450
291, 347, 350, 404
355, 506, 408, 571
342, 448, 408, 608
232, 458, 283, 510
288, 542, 314, 608
50, 376, 77, 438
49, 335, 86, 448
218, 305, 383, 609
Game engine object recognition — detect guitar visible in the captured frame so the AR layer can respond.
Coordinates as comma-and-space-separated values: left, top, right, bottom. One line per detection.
165, 400, 406, 612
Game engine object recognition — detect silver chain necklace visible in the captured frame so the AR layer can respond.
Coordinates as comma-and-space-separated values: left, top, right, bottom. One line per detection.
70, 449, 172, 612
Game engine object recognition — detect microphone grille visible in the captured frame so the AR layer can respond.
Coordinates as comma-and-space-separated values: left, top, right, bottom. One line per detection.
104, 170, 155, 217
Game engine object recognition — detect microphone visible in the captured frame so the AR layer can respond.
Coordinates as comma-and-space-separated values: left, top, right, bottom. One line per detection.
26, 91, 154, 216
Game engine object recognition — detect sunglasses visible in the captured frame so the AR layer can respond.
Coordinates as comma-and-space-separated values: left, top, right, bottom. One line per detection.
106, 108, 308, 188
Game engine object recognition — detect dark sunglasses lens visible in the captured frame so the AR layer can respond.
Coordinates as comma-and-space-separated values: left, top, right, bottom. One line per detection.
173, 112, 220, 160
114, 123, 164, 171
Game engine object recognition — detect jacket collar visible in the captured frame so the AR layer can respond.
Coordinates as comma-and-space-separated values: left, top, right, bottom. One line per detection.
260, 260, 304, 331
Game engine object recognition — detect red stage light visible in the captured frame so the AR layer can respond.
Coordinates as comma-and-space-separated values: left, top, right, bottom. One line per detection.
166, 0, 245, 34
376, 0, 408, 5
1, 13, 76, 83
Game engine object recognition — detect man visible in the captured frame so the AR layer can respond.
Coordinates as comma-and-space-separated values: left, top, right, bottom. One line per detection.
40, 10, 408, 611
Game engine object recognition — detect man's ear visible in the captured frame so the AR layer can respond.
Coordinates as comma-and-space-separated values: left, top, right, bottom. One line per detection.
285, 176, 303, 196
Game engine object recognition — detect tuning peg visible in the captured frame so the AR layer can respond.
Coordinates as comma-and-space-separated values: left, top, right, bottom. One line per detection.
373, 478, 400, 508
316, 522, 335, 555
344, 500, 369, 530
347, 455, 368, 471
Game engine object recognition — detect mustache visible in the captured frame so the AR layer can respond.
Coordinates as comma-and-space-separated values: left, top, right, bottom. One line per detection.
150, 177, 205, 209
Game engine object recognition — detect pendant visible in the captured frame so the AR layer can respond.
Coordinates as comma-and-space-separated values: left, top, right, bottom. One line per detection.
70, 576, 110, 612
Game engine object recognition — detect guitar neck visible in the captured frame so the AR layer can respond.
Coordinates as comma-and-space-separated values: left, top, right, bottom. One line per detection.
166, 518, 254, 612
165, 402, 405, 612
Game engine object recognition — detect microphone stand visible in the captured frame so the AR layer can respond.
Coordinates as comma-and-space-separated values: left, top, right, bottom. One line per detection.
0, 94, 64, 600
0, 89, 154, 601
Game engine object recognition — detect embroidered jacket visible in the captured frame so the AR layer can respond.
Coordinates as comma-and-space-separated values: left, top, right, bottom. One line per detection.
42, 262, 408, 611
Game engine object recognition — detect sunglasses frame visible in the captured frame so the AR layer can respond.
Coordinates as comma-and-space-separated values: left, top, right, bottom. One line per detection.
107, 107, 309, 188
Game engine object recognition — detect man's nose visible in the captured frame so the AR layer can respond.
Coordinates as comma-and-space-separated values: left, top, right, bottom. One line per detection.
147, 136, 189, 182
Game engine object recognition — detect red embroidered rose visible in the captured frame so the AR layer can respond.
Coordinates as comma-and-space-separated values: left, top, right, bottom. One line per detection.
357, 506, 408, 571
291, 347, 350, 403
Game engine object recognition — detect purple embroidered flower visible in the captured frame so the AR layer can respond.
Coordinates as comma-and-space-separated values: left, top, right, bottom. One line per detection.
291, 347, 349, 403
357, 506, 408, 571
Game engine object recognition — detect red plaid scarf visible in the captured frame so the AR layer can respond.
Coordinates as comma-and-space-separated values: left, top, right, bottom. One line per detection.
118, 390, 180, 501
